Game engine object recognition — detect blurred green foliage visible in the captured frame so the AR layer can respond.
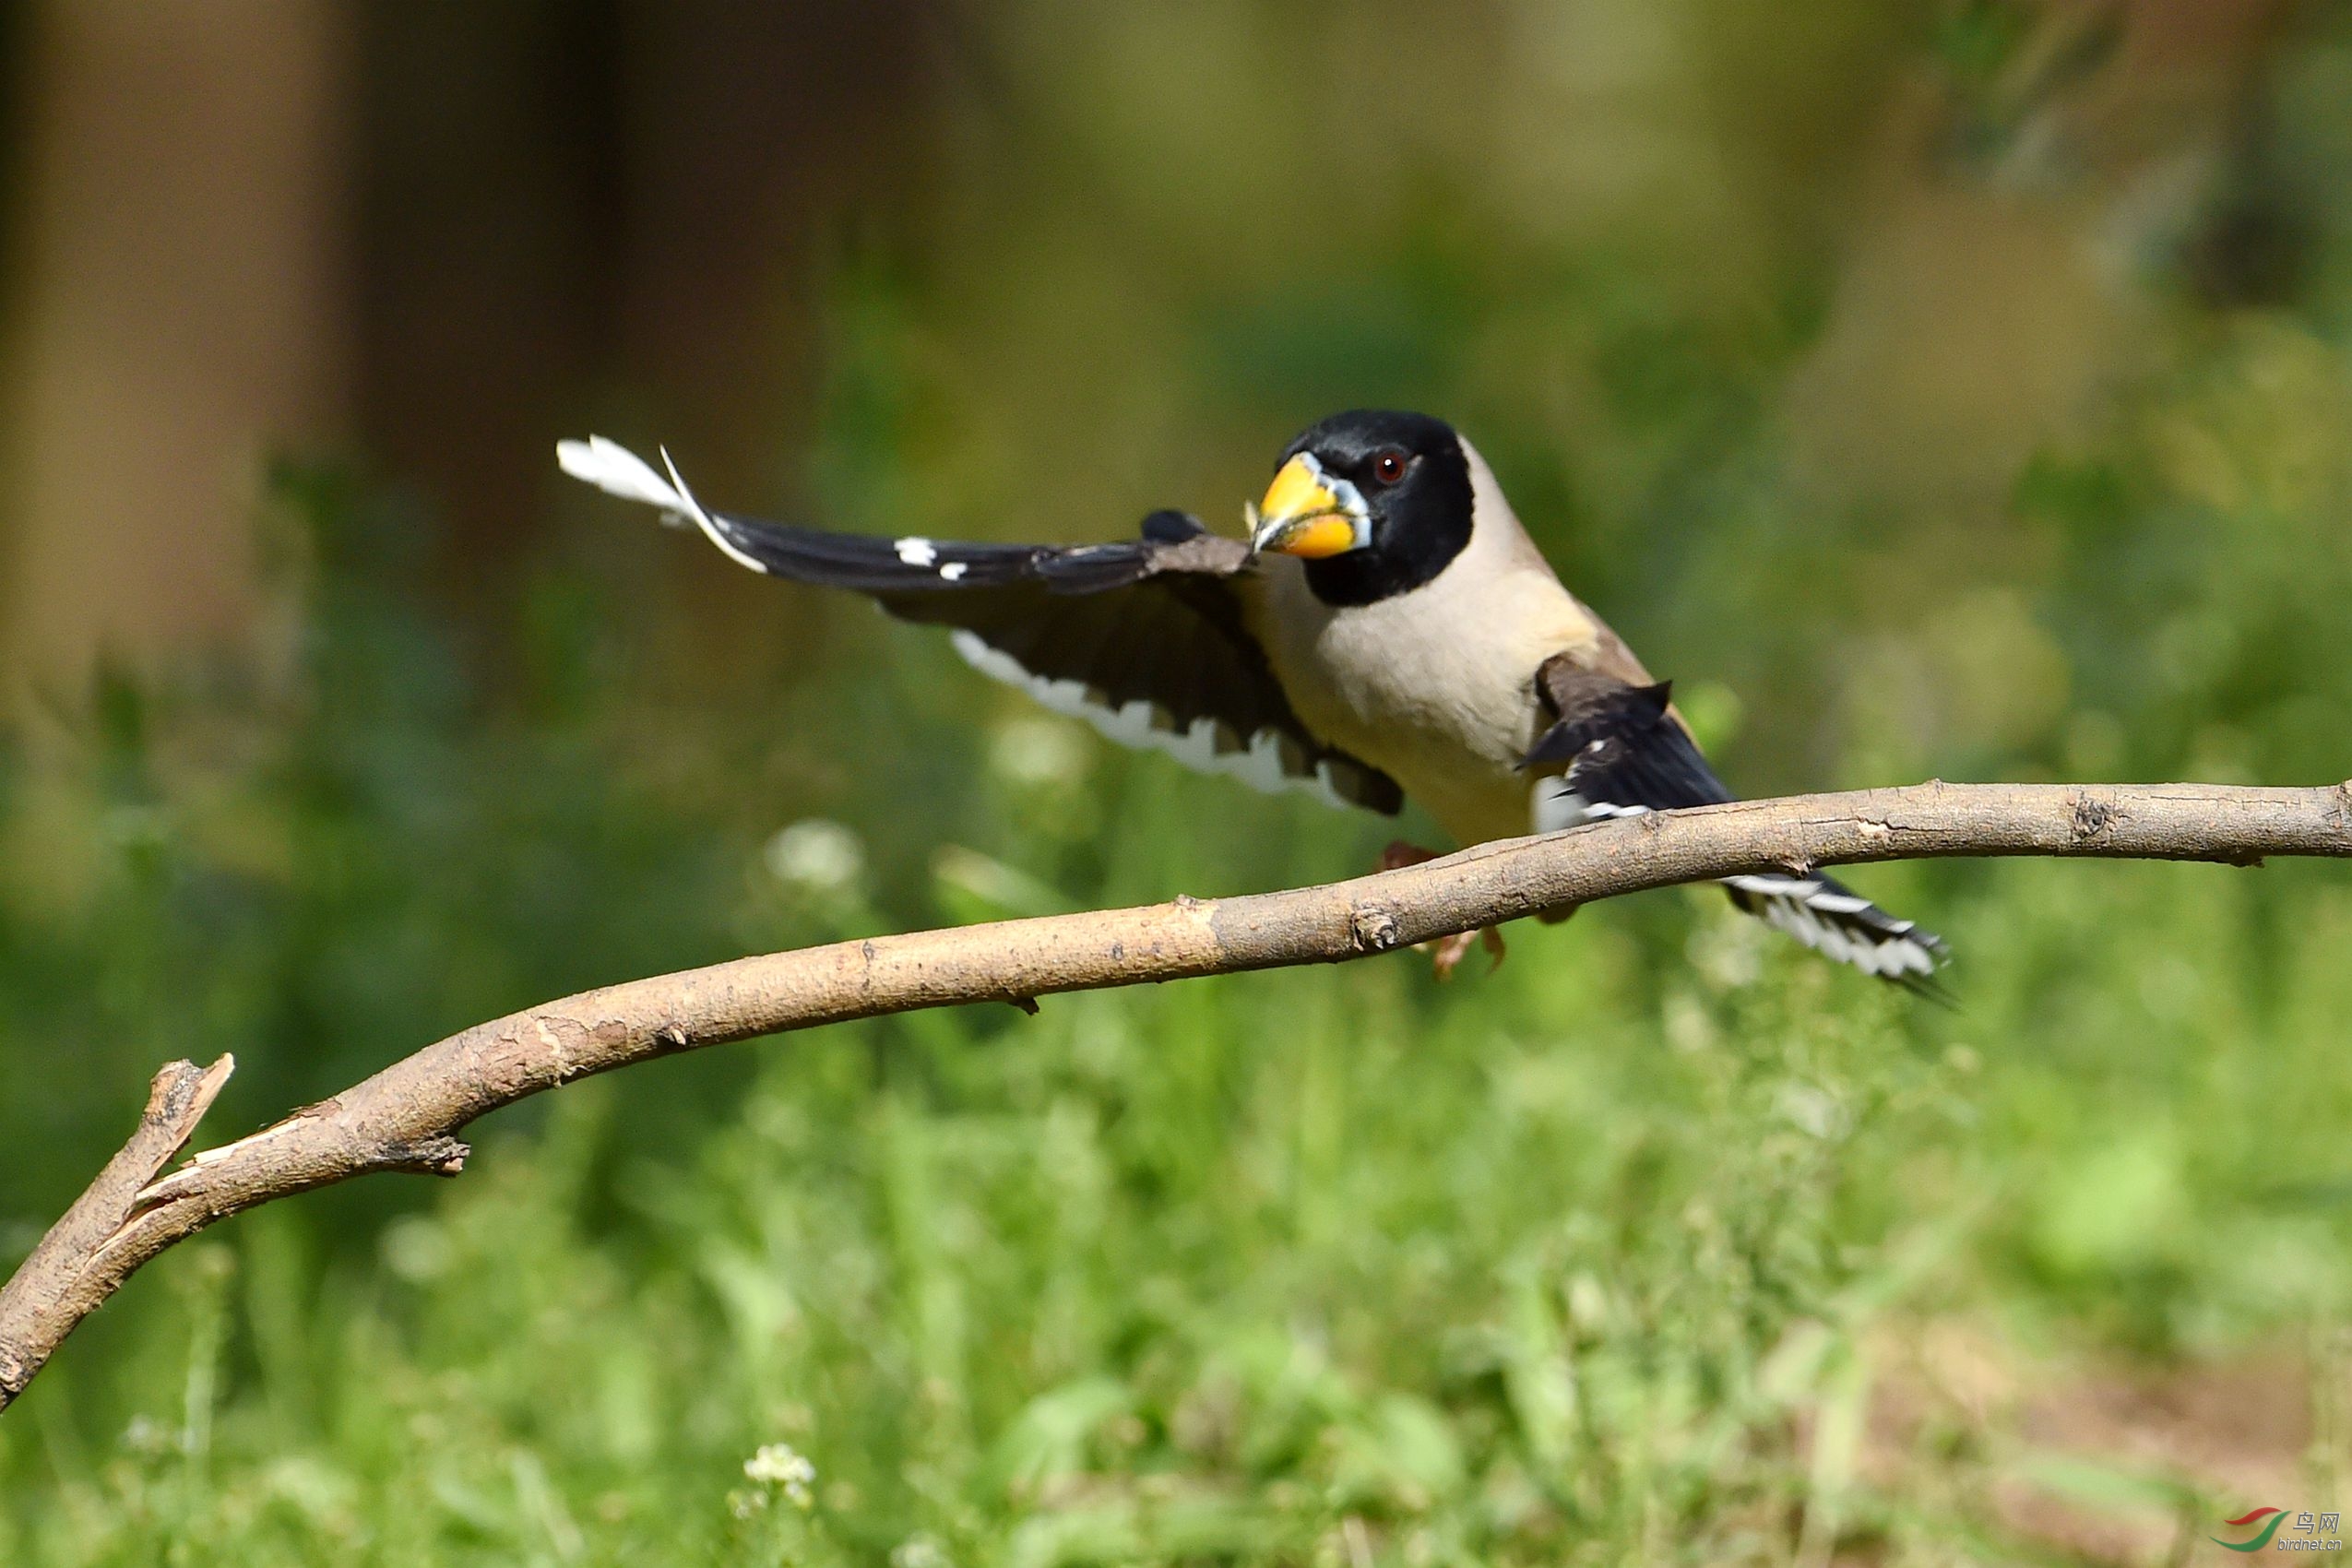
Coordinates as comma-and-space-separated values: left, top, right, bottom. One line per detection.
7, 2, 2352, 1562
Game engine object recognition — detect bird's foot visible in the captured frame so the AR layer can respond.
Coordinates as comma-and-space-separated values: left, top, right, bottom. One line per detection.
1427, 924, 1507, 981
1377, 839, 1441, 873
1376, 842, 1505, 979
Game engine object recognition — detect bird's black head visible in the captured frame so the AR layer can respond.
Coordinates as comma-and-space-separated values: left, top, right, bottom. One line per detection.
1250, 409, 1474, 607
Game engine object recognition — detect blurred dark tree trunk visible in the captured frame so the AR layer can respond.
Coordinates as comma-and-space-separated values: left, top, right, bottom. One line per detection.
352, 0, 945, 671
0, 0, 352, 705
0, 0, 946, 707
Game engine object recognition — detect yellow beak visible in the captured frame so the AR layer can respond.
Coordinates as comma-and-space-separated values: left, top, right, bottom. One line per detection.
1250, 455, 1368, 558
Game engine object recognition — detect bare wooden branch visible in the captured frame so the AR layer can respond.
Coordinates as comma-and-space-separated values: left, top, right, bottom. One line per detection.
4, 779, 2348, 1413
0, 1054, 233, 1404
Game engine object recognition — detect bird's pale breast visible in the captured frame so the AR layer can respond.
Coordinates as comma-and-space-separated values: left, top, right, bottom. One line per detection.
1251, 546, 1601, 844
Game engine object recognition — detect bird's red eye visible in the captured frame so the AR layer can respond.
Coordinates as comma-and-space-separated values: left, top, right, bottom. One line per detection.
1372, 450, 1408, 485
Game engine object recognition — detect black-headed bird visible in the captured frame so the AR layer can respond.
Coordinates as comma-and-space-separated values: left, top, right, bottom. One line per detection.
560, 410, 1944, 986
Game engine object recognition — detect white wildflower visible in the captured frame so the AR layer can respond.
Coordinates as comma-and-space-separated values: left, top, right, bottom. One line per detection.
765, 820, 864, 896
379, 1215, 452, 1282
891, 1534, 952, 1568
743, 1442, 816, 1508
987, 714, 1091, 788
1774, 1080, 1849, 1141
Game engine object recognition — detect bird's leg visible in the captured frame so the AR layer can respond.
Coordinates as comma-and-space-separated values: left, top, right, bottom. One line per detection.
1426, 924, 1507, 980
1376, 839, 1441, 873
1375, 841, 1506, 979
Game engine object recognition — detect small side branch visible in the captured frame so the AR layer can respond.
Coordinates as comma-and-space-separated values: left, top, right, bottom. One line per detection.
2, 779, 2348, 1414
0, 1055, 233, 1405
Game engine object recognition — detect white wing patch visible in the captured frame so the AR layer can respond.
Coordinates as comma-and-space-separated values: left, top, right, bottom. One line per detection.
950, 630, 1357, 812
557, 435, 770, 576
557, 434, 688, 513
1530, 775, 1653, 834
1530, 776, 1583, 834
895, 537, 938, 567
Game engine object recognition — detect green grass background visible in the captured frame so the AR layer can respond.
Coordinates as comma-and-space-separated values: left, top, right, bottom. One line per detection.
7, 4, 2352, 1562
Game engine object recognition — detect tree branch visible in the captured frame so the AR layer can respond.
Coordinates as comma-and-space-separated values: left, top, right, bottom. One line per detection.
5, 779, 2348, 1413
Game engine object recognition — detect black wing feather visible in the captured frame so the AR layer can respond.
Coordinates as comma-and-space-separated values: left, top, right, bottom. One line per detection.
718, 509, 1405, 814
557, 438, 1400, 814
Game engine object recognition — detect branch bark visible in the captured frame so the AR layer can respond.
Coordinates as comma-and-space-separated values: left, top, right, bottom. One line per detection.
4, 779, 2348, 1412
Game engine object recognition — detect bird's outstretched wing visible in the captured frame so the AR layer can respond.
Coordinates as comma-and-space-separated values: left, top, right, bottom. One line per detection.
558, 437, 1401, 814
1526, 656, 1946, 986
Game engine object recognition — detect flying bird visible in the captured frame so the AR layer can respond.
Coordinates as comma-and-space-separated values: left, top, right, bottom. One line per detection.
559, 410, 1944, 986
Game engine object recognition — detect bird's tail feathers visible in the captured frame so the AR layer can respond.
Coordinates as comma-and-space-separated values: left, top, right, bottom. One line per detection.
1721, 872, 1948, 992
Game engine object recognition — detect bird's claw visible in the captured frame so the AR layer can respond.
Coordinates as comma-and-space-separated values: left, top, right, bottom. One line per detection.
1377, 839, 1440, 873
1375, 841, 1504, 979
1427, 924, 1506, 980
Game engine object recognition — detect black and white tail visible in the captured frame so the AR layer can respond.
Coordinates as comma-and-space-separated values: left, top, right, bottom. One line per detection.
1526, 663, 1949, 992
1718, 872, 1946, 986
